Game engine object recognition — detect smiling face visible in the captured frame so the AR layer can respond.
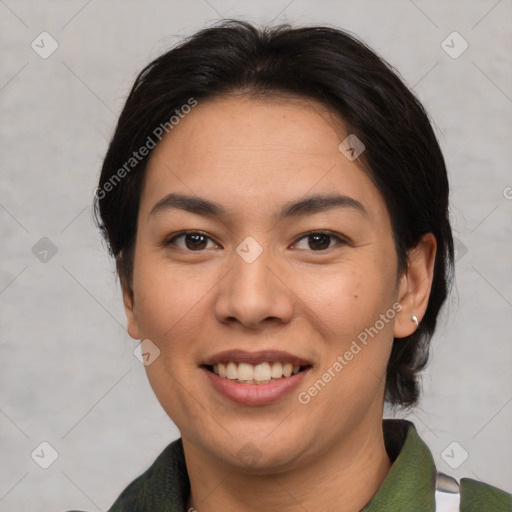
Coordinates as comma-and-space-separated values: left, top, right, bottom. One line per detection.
121, 94, 429, 473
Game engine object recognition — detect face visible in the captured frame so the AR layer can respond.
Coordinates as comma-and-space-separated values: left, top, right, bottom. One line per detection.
122, 95, 427, 472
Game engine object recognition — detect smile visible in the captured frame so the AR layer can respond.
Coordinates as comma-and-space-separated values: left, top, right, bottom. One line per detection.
206, 361, 309, 384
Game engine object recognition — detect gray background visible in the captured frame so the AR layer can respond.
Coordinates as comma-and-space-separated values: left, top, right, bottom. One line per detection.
1, 0, 511, 510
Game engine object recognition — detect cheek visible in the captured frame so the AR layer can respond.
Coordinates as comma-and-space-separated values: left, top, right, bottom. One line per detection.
300, 255, 397, 401
305, 257, 395, 340
132, 252, 217, 343
132, 257, 217, 428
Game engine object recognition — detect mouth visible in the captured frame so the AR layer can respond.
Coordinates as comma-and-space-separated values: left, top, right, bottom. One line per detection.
201, 349, 313, 385
202, 361, 313, 385
200, 349, 313, 404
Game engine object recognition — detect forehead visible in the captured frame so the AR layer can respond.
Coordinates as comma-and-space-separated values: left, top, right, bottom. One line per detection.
150, 94, 348, 168
140, 95, 388, 224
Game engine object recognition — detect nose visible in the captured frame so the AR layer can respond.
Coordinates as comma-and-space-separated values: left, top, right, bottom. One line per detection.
213, 242, 294, 330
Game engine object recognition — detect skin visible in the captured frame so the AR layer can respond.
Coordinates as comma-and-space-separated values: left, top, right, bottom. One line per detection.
120, 95, 436, 512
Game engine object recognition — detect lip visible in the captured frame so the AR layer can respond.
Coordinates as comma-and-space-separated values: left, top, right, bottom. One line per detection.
202, 349, 312, 367
202, 365, 312, 406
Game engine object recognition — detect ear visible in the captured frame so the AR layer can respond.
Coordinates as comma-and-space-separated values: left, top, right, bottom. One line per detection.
117, 254, 141, 340
394, 233, 437, 338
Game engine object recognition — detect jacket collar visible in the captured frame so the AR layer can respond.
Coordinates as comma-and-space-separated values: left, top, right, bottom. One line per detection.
362, 419, 436, 511
107, 419, 436, 511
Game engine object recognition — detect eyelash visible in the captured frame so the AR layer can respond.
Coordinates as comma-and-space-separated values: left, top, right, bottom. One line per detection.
163, 230, 349, 252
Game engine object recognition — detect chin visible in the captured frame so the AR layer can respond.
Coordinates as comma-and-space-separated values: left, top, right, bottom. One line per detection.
209, 428, 310, 473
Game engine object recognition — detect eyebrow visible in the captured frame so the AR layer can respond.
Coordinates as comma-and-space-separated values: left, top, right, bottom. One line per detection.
149, 192, 367, 221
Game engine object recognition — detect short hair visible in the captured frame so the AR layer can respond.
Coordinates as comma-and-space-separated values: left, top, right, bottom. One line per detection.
94, 19, 454, 408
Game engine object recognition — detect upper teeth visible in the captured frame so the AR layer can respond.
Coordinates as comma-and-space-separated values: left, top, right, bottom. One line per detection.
213, 362, 301, 382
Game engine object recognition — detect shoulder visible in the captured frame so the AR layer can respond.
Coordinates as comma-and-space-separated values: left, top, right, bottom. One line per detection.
105, 438, 189, 512
65, 439, 189, 512
459, 477, 512, 511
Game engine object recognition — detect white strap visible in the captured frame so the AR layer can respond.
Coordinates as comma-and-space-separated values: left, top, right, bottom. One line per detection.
435, 472, 461, 512
435, 490, 461, 512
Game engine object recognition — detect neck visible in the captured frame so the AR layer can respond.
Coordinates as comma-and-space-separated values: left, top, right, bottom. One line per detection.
183, 419, 391, 512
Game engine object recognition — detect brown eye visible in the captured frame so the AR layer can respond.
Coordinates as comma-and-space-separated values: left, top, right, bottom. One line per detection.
166, 231, 217, 251
293, 231, 346, 251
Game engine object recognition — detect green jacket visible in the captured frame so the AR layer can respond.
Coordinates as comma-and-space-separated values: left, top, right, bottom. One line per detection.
68, 419, 511, 511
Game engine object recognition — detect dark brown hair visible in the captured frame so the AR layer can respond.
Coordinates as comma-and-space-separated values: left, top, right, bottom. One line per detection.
94, 19, 454, 408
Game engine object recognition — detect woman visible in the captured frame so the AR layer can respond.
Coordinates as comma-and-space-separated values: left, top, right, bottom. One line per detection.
71, 20, 511, 512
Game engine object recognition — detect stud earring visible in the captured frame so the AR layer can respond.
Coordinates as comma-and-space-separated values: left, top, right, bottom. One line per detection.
411, 315, 419, 327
